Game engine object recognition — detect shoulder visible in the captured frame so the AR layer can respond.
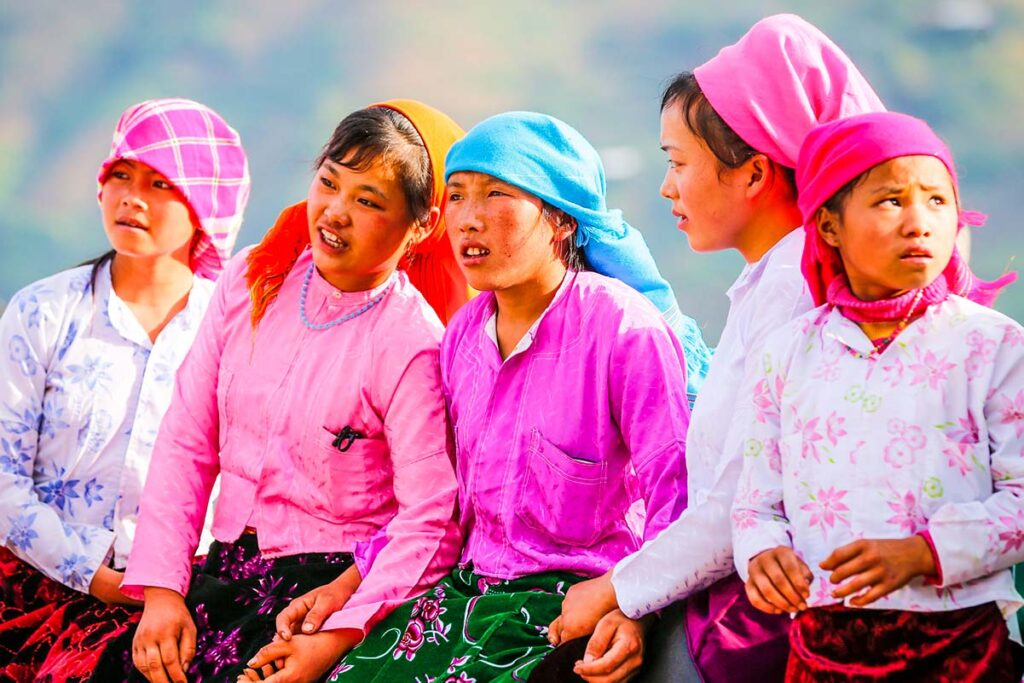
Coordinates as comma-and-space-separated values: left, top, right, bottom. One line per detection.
937, 295, 1024, 345
377, 272, 445, 350
4, 266, 94, 327
442, 290, 493, 351
566, 271, 666, 330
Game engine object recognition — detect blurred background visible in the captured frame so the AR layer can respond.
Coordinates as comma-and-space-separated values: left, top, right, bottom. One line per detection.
2, 0, 1021, 342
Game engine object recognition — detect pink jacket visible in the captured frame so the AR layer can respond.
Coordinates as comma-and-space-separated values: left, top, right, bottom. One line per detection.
122, 248, 461, 634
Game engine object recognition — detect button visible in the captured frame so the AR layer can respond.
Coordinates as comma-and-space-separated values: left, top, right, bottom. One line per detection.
332, 291, 342, 299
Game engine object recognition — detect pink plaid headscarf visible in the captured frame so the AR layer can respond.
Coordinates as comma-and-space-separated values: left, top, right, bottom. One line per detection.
694, 13, 885, 168
797, 111, 1015, 318
98, 98, 251, 279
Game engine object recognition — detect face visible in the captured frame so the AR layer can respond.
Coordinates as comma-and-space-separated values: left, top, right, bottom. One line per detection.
100, 160, 197, 262
659, 101, 751, 253
818, 155, 958, 301
307, 155, 428, 291
445, 172, 571, 293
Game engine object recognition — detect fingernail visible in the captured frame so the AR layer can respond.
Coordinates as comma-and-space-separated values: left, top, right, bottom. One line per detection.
247, 658, 257, 666
302, 622, 313, 632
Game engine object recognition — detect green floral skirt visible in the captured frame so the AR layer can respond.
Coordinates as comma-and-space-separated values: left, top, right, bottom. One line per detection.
328, 565, 584, 683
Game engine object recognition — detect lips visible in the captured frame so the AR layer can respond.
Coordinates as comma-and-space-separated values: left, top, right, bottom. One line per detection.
672, 210, 689, 231
460, 242, 490, 264
900, 246, 933, 261
115, 216, 147, 231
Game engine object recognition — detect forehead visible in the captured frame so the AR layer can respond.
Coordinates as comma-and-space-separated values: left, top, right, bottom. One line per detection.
659, 101, 709, 153
447, 171, 521, 193
859, 155, 954, 190
323, 155, 400, 185
107, 158, 166, 178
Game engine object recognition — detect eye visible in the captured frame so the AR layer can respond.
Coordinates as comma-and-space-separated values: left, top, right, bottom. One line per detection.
929, 195, 947, 206
357, 198, 382, 209
109, 170, 130, 181
319, 176, 336, 191
667, 160, 683, 169
447, 191, 462, 202
878, 197, 901, 207
153, 179, 173, 190
487, 189, 509, 198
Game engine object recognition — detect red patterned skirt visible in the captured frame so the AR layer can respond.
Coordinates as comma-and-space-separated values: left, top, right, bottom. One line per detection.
0, 548, 141, 683
787, 603, 1014, 682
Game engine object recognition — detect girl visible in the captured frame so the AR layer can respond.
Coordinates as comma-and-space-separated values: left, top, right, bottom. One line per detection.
280, 111, 691, 683
0, 98, 250, 682
553, 14, 886, 682
732, 111, 1022, 681
93, 100, 466, 683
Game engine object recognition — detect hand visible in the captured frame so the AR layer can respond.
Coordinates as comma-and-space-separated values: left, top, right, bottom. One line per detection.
548, 570, 618, 646
820, 536, 937, 607
132, 587, 196, 683
573, 609, 652, 683
89, 565, 143, 607
275, 565, 362, 640
745, 546, 812, 614
238, 630, 361, 683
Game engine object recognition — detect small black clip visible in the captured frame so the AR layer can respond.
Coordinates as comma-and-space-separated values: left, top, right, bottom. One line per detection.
324, 425, 365, 453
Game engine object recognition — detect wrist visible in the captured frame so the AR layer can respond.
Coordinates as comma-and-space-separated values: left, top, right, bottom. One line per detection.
910, 535, 937, 578
143, 586, 186, 604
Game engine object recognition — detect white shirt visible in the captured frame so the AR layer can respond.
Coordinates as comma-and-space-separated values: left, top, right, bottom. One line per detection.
732, 297, 1024, 614
0, 263, 213, 592
612, 228, 811, 616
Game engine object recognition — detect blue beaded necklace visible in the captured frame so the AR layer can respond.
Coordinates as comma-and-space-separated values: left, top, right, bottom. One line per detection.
298, 264, 395, 331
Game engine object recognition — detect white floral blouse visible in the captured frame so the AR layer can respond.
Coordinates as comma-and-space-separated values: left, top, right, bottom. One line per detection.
732, 295, 1024, 614
0, 262, 212, 592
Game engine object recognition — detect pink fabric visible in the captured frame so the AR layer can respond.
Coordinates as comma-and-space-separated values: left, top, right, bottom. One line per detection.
694, 13, 884, 168
98, 98, 251, 279
796, 111, 1016, 315
122, 247, 461, 635
443, 271, 689, 579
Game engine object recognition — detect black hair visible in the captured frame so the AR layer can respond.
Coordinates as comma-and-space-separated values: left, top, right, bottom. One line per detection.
78, 250, 116, 293
316, 107, 433, 226
661, 71, 796, 190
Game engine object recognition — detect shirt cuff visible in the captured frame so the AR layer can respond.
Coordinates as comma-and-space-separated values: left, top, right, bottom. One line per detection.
917, 530, 944, 586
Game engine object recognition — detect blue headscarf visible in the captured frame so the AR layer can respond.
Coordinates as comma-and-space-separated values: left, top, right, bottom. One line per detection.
445, 111, 711, 404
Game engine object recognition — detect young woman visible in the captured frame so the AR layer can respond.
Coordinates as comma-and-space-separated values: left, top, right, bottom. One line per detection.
734, 110, 1021, 681
262, 111, 692, 683
90, 100, 467, 683
551, 14, 887, 682
0, 98, 250, 682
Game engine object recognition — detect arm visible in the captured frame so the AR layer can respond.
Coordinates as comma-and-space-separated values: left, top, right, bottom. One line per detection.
319, 348, 461, 636
926, 328, 1024, 586
611, 285, 808, 617
0, 286, 114, 594
120, 265, 232, 600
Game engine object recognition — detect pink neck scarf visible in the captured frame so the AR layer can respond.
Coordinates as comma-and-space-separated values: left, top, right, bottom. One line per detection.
98, 98, 251, 280
694, 13, 885, 168
796, 111, 1015, 322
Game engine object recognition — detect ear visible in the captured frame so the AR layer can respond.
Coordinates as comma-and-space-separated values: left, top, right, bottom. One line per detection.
815, 206, 841, 248
742, 153, 771, 198
409, 206, 441, 246
551, 213, 578, 245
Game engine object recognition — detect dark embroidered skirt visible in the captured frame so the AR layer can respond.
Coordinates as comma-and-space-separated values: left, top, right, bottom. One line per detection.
91, 534, 353, 682
787, 603, 1014, 682
0, 547, 141, 683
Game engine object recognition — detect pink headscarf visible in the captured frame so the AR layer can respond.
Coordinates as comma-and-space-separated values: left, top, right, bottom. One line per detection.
797, 111, 1015, 319
98, 98, 251, 279
694, 13, 885, 168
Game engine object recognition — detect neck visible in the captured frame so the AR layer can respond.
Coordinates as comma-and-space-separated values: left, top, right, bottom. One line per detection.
492, 262, 567, 359
109, 253, 194, 305
735, 197, 803, 264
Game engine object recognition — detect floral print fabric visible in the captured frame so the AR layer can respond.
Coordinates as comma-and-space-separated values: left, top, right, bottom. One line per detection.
0, 263, 213, 592
91, 534, 353, 682
732, 296, 1024, 613
329, 565, 583, 683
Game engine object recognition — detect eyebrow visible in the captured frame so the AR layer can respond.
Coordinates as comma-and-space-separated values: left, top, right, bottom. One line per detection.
356, 184, 388, 200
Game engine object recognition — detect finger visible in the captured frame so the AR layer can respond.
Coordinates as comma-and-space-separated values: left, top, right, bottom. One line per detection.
583, 618, 616, 662
778, 554, 813, 599
752, 571, 799, 612
247, 641, 290, 670
576, 631, 640, 677
761, 559, 804, 611
302, 595, 334, 634
820, 541, 864, 571
237, 669, 262, 682
159, 638, 187, 683
276, 597, 312, 641
744, 581, 783, 615
832, 567, 884, 600
261, 662, 278, 679
179, 623, 196, 674
548, 615, 563, 645
145, 645, 172, 683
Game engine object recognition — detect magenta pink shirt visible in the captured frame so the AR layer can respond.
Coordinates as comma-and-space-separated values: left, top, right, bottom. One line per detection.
442, 271, 689, 579
122, 248, 461, 634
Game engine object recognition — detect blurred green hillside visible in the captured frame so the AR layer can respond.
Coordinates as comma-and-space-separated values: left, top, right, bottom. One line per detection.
2, 0, 1021, 341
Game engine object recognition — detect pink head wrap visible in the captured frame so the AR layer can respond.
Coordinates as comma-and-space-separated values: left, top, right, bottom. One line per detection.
797, 111, 1015, 318
694, 13, 885, 168
98, 98, 251, 279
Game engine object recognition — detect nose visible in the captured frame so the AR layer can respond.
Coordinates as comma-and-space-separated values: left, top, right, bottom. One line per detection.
448, 199, 481, 234
900, 201, 932, 238
120, 188, 147, 210
322, 195, 351, 226
659, 168, 677, 200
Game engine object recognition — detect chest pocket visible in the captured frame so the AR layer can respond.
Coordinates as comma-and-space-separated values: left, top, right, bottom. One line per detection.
515, 428, 608, 548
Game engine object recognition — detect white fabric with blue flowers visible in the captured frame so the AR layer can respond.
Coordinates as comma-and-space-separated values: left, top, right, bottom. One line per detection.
0, 262, 213, 593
